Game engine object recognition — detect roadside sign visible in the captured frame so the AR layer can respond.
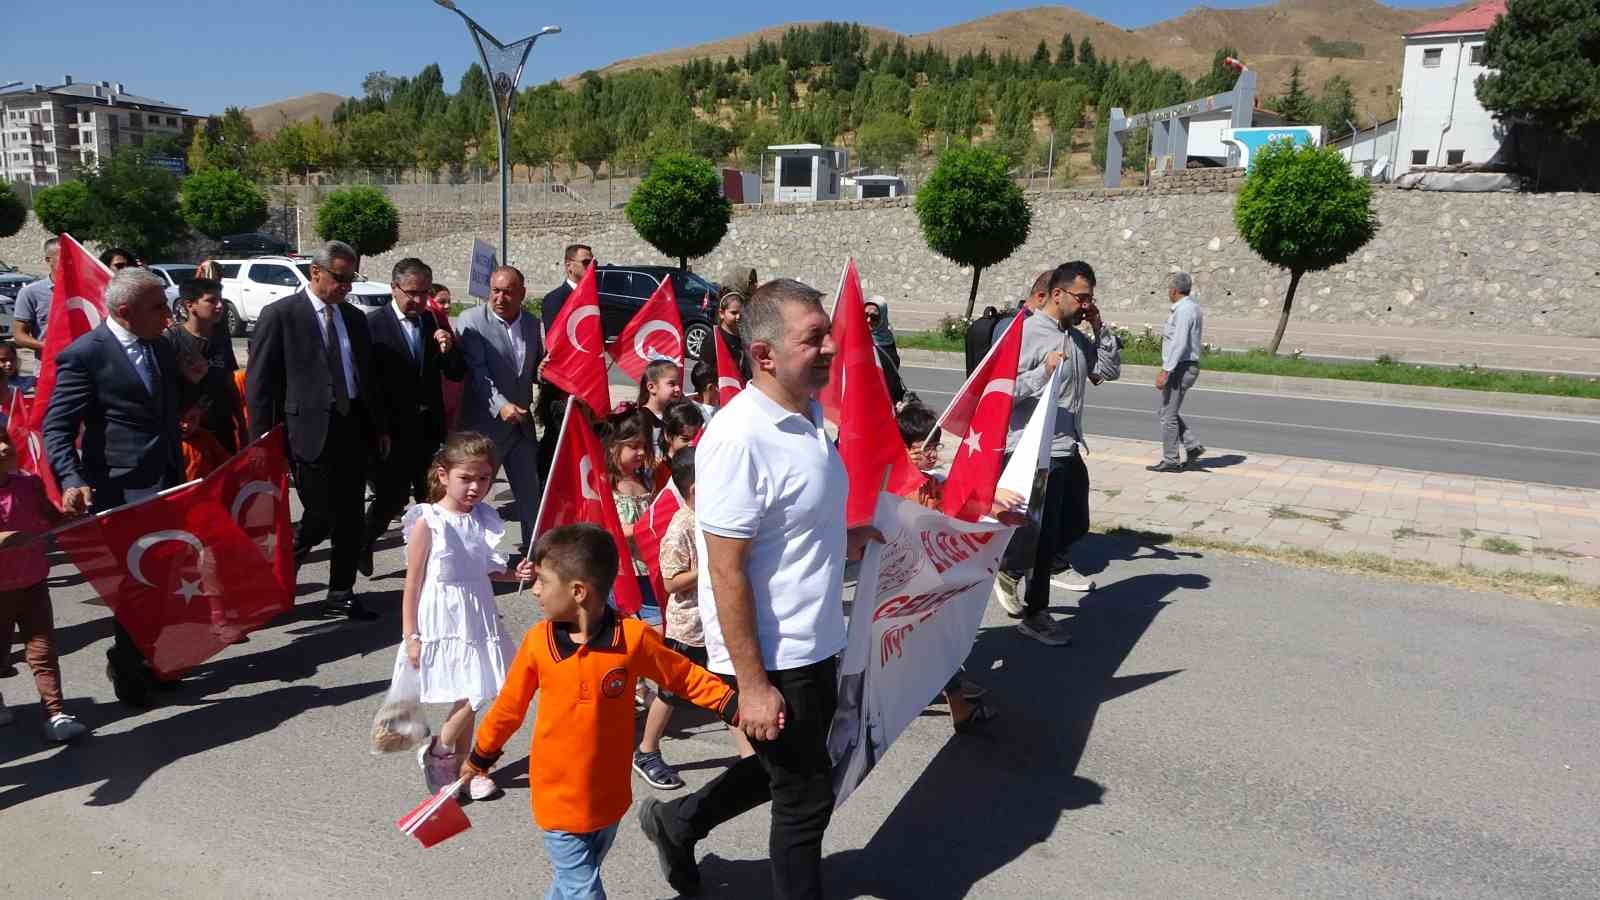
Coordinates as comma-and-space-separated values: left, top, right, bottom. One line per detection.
468, 239, 497, 300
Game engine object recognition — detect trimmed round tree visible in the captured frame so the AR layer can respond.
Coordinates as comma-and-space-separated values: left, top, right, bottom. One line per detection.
181, 168, 270, 238
315, 186, 400, 259
915, 147, 1032, 319
31, 181, 93, 237
626, 152, 731, 271
1234, 141, 1377, 355
0, 182, 25, 238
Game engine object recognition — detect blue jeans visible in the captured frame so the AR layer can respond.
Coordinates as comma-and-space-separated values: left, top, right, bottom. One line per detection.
542, 824, 618, 900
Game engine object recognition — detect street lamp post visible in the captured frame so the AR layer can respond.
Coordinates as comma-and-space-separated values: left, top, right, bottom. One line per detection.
432, 0, 559, 265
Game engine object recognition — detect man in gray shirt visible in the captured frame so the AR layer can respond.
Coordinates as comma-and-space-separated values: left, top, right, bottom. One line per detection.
994, 261, 1121, 646
1149, 271, 1204, 472
12, 237, 59, 369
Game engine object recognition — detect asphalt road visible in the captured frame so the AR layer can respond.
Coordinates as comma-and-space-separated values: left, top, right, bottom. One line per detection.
4, 518, 1598, 898
895, 364, 1600, 490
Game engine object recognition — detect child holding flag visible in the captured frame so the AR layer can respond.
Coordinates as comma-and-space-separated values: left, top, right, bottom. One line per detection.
461, 523, 739, 899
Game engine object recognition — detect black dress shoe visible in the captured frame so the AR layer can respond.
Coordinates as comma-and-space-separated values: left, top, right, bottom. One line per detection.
357, 546, 375, 578
105, 659, 153, 708
1187, 445, 1206, 464
1146, 460, 1185, 473
328, 592, 379, 621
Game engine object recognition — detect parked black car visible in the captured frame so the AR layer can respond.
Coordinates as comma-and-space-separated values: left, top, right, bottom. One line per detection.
0, 259, 41, 342
217, 232, 292, 256
593, 265, 719, 361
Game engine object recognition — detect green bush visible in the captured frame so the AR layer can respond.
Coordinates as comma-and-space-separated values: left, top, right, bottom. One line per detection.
80, 149, 187, 259
181, 169, 269, 238
31, 181, 92, 236
0, 182, 25, 238
937, 314, 969, 343
626, 152, 731, 270
315, 186, 399, 258
915, 147, 1031, 319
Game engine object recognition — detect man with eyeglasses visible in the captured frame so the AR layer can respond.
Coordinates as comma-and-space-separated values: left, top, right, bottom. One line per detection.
992, 260, 1120, 647
11, 237, 59, 372
247, 240, 391, 622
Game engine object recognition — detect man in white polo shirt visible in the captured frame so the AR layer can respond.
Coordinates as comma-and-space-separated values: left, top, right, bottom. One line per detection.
639, 278, 878, 899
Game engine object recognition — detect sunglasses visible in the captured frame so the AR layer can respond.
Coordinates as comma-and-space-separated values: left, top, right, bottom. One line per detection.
315, 266, 357, 286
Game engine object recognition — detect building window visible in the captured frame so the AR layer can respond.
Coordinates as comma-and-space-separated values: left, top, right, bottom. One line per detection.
1423, 48, 1443, 68
1446, 149, 1465, 165
1411, 150, 1429, 166
1470, 45, 1485, 65
779, 156, 812, 188
167, 116, 177, 126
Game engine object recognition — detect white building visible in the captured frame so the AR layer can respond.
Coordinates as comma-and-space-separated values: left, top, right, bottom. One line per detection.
1393, 1, 1507, 177
1183, 108, 1287, 168
767, 144, 846, 204
850, 174, 906, 200
1, 76, 198, 185
1330, 117, 1400, 178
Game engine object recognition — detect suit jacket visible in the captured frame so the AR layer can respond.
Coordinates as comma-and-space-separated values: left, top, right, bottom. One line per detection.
540, 282, 573, 334
457, 303, 544, 448
43, 322, 192, 505
246, 290, 388, 461
366, 304, 465, 447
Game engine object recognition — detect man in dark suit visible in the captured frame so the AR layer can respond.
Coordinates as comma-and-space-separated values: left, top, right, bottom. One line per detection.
246, 240, 390, 621
535, 243, 594, 481
44, 268, 207, 705
361, 257, 465, 573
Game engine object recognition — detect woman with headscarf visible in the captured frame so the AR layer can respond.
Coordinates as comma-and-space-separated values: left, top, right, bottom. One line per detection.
864, 298, 904, 403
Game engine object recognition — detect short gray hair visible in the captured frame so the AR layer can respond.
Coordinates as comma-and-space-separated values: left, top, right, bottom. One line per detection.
1169, 271, 1193, 295
740, 278, 825, 349
43, 236, 60, 254
312, 240, 358, 269
103, 268, 166, 313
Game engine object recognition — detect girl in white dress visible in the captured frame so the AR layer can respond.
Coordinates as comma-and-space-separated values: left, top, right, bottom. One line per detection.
399, 432, 534, 801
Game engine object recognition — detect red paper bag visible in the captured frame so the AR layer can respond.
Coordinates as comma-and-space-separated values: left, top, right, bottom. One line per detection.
396, 781, 471, 848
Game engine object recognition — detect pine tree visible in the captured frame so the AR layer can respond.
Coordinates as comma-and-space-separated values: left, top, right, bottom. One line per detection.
1274, 65, 1315, 123
1057, 33, 1076, 71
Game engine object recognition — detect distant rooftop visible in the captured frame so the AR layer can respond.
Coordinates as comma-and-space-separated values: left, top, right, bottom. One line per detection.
1406, 1, 1507, 38
767, 144, 836, 152
6, 76, 187, 112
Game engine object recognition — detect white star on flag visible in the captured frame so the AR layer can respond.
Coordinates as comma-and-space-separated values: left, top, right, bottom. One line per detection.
176, 578, 204, 605
961, 429, 983, 457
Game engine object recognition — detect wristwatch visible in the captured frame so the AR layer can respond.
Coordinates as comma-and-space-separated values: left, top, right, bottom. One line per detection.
407, 633, 422, 642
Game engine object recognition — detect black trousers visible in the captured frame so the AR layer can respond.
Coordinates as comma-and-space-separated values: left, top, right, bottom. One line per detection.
364, 430, 436, 549
293, 407, 368, 594
535, 381, 567, 485
663, 658, 838, 900
1006, 453, 1091, 616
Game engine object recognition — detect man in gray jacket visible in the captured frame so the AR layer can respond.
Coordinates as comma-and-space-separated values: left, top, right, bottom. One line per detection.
994, 261, 1121, 646
1149, 271, 1204, 472
457, 266, 545, 549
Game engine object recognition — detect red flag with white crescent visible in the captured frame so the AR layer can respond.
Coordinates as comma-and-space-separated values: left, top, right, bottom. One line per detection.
5, 386, 46, 482
634, 479, 683, 608
713, 326, 744, 406
939, 309, 1024, 521
818, 259, 923, 526
611, 278, 685, 382
541, 264, 611, 417
24, 234, 110, 504
50, 427, 295, 678
532, 399, 646, 615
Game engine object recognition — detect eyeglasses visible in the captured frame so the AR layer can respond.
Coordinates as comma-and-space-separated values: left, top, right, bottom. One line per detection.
393, 287, 431, 301
315, 266, 357, 286
1062, 290, 1096, 304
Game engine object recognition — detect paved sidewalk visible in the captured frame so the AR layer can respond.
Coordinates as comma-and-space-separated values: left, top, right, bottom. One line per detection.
1083, 435, 1600, 585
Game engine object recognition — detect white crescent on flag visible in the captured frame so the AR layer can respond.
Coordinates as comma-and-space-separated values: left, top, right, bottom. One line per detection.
633, 320, 681, 363
979, 378, 1015, 403
67, 296, 102, 330
230, 480, 280, 559
719, 376, 742, 393
578, 457, 601, 501
566, 305, 600, 355
126, 530, 205, 588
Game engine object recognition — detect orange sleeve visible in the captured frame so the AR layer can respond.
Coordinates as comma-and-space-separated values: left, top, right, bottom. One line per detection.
182, 439, 205, 482
634, 624, 737, 724
470, 626, 542, 768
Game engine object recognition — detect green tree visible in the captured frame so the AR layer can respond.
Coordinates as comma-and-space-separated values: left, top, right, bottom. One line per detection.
688, 120, 737, 163
625, 152, 731, 270
915, 147, 1032, 319
0, 182, 26, 238
1031, 40, 1053, 74
1193, 47, 1242, 97
570, 123, 617, 182
1234, 142, 1377, 355
856, 113, 920, 170
81, 149, 188, 258
1314, 75, 1360, 138
31, 181, 92, 236
180, 168, 270, 238
1272, 65, 1315, 123
316, 186, 400, 258
1057, 33, 1076, 71
188, 107, 260, 177
1476, 0, 1600, 136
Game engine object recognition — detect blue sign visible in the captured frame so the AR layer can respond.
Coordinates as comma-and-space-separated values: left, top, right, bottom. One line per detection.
468, 239, 497, 300
151, 156, 186, 175
1221, 126, 1324, 169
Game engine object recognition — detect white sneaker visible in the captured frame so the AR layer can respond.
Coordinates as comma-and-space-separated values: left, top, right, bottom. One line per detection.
1017, 612, 1071, 647
468, 774, 499, 801
992, 571, 1026, 617
0, 694, 12, 727
45, 713, 88, 742
1054, 567, 1096, 592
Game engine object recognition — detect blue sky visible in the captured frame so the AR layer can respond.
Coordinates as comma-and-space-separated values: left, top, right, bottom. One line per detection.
7, 1, 1448, 114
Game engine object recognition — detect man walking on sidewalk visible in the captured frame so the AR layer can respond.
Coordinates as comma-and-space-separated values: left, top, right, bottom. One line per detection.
1149, 271, 1205, 473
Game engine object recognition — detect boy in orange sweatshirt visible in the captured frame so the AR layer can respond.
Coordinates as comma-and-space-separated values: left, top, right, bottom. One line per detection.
461, 523, 740, 899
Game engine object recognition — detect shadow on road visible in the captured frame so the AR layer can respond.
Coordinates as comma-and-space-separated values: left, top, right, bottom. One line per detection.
1069, 529, 1204, 579
695, 571, 1207, 898
1186, 453, 1248, 472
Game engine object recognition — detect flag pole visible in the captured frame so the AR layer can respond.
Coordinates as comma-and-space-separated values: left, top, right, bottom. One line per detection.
926, 308, 1026, 448
526, 396, 575, 549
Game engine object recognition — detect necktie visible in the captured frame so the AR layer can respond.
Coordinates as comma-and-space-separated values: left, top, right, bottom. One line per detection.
134, 341, 158, 396
407, 318, 423, 369
323, 306, 351, 415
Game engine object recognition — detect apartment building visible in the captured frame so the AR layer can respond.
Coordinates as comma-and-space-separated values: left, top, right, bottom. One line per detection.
1, 76, 201, 185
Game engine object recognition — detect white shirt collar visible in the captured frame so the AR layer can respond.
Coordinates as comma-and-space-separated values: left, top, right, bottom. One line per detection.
105, 315, 139, 349
748, 382, 818, 426
565, 278, 577, 290
392, 300, 419, 326
495, 309, 521, 328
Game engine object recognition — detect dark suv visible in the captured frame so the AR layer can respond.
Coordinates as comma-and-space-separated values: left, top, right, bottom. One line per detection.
593, 265, 719, 361
217, 232, 292, 256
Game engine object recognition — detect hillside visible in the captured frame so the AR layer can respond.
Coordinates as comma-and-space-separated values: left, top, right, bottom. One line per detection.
244, 92, 346, 134
581, 0, 1466, 121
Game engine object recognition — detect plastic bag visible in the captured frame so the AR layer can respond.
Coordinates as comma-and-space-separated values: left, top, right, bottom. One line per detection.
371, 656, 430, 754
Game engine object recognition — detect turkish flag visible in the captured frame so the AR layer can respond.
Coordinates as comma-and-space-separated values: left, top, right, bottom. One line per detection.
542, 264, 610, 417
51, 427, 296, 678
611, 279, 685, 382
939, 310, 1025, 521
24, 234, 110, 504
818, 259, 922, 526
634, 480, 683, 607
712, 326, 744, 406
532, 399, 646, 615
5, 386, 46, 482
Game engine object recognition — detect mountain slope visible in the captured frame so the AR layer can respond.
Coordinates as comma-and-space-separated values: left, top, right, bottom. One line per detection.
244, 92, 346, 134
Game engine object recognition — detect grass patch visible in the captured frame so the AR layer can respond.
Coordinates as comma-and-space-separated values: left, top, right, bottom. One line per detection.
1536, 546, 1586, 560
1167, 494, 1187, 503
1393, 527, 1444, 541
1269, 506, 1346, 530
1460, 528, 1477, 541
1096, 525, 1600, 608
1100, 488, 1121, 499
895, 330, 1600, 400
1479, 536, 1524, 555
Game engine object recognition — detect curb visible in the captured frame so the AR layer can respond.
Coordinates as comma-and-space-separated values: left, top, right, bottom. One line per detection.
895, 349, 1600, 419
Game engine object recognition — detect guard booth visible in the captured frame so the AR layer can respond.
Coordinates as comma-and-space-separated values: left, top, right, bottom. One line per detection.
768, 144, 846, 203
1104, 69, 1263, 187
852, 174, 907, 200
